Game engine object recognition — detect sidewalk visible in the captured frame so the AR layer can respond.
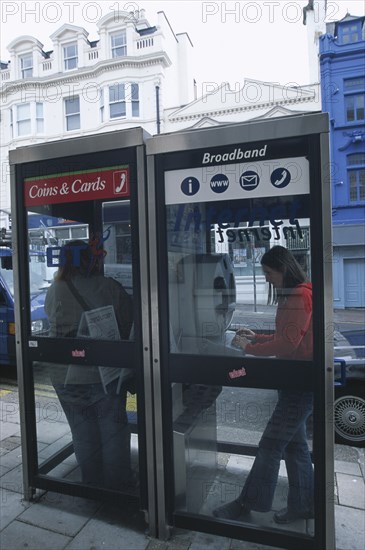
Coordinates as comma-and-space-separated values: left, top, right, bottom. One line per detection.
1, 384, 364, 550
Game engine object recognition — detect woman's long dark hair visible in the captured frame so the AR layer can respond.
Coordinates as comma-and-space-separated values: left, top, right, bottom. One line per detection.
261, 246, 308, 304
55, 240, 99, 281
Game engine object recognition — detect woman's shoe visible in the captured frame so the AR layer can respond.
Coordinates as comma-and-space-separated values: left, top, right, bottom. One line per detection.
273, 508, 314, 524
213, 499, 250, 520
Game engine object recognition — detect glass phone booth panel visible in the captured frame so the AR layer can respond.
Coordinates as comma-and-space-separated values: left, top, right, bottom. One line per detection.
27, 194, 137, 493
11, 134, 150, 517
149, 115, 334, 549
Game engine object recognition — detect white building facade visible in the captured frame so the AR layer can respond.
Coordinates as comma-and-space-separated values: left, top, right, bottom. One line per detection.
1, 6, 322, 231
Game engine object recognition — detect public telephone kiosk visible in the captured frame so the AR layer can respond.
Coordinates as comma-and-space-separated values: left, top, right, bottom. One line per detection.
146, 113, 335, 549
10, 114, 335, 549
9, 129, 157, 531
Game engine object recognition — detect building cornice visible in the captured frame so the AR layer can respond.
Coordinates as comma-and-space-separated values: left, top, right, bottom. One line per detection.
0, 52, 171, 96
168, 96, 316, 123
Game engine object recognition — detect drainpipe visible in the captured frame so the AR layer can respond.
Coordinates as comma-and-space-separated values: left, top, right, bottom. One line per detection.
155, 85, 161, 135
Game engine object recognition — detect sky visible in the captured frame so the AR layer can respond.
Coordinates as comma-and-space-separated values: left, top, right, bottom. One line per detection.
0, 0, 364, 91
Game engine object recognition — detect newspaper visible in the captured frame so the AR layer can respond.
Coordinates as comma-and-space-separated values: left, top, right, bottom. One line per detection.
64, 305, 133, 393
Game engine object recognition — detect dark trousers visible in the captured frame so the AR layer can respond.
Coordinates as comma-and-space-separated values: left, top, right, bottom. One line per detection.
54, 379, 132, 490
239, 390, 314, 513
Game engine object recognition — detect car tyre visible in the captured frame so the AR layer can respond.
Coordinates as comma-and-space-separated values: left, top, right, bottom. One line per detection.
334, 383, 365, 447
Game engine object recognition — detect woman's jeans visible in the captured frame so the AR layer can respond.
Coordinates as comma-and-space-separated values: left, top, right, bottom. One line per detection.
54, 379, 132, 490
239, 390, 314, 514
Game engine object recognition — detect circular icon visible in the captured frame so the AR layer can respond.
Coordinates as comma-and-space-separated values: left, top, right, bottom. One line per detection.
239, 170, 260, 191
210, 174, 229, 194
181, 176, 200, 196
270, 168, 291, 188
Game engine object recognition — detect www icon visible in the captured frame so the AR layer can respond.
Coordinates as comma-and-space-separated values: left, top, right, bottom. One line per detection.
210, 174, 229, 193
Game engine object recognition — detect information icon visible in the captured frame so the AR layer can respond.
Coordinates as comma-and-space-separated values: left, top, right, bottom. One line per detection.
181, 176, 200, 196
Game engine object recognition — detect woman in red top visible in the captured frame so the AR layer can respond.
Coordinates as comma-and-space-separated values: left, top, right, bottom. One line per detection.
213, 246, 314, 524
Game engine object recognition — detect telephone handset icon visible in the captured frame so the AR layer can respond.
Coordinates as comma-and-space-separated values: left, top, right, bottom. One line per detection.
115, 172, 126, 193
273, 170, 288, 187
271, 168, 291, 188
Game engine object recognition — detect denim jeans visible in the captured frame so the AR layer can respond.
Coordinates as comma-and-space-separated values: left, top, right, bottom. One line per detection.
239, 390, 314, 514
54, 379, 132, 490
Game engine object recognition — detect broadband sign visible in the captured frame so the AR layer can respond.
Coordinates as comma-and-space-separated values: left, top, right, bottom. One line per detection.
164, 156, 309, 205
24, 166, 130, 206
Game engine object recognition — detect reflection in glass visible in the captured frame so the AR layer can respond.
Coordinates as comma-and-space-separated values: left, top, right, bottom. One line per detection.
26, 200, 138, 493
33, 361, 139, 492
173, 384, 314, 536
166, 197, 312, 359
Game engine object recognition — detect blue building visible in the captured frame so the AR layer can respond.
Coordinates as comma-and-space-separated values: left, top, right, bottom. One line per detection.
319, 13, 365, 309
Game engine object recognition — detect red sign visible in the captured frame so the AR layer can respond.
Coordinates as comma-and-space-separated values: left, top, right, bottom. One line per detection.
24, 166, 129, 206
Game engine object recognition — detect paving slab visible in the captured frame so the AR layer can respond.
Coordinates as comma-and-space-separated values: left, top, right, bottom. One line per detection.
0, 464, 24, 493
336, 472, 365, 509
0, 518, 72, 550
0, 445, 24, 469
335, 459, 363, 476
65, 503, 148, 549
17, 491, 101, 537
0, 487, 30, 530
335, 504, 365, 550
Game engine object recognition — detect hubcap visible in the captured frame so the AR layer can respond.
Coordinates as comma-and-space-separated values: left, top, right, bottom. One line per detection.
334, 395, 365, 443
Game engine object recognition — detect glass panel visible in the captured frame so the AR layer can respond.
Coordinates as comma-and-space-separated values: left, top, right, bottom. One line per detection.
347, 153, 365, 166
33, 359, 138, 493
173, 383, 314, 536
20, 54, 33, 78
65, 97, 79, 115
109, 84, 126, 118
349, 171, 358, 201
111, 31, 127, 57
26, 199, 134, 341
356, 94, 365, 120
346, 96, 355, 121
131, 83, 139, 117
344, 77, 365, 90
63, 43, 78, 70
166, 191, 312, 360
359, 169, 365, 200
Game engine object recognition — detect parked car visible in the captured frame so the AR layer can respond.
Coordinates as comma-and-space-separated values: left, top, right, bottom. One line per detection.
0, 248, 50, 365
334, 329, 365, 447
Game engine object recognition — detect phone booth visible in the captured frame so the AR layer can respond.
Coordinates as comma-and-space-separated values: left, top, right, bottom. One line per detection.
9, 128, 157, 533
146, 113, 335, 549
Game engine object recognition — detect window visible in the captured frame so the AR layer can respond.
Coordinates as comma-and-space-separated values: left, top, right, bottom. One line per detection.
109, 84, 126, 118
12, 102, 44, 137
17, 103, 31, 136
63, 43, 78, 71
20, 53, 33, 78
131, 83, 139, 117
65, 97, 80, 130
344, 77, 365, 91
36, 102, 44, 133
111, 31, 127, 58
348, 153, 365, 203
340, 22, 362, 44
345, 94, 365, 122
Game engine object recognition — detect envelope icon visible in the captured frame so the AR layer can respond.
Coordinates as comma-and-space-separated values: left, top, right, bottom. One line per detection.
240, 171, 260, 190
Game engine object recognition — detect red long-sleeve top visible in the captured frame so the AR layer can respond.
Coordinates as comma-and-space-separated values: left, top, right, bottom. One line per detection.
245, 283, 313, 360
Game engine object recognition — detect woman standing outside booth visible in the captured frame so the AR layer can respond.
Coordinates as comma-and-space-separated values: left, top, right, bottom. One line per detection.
214, 246, 314, 524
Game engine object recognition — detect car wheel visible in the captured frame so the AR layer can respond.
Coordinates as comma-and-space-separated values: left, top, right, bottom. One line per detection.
334, 383, 365, 447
